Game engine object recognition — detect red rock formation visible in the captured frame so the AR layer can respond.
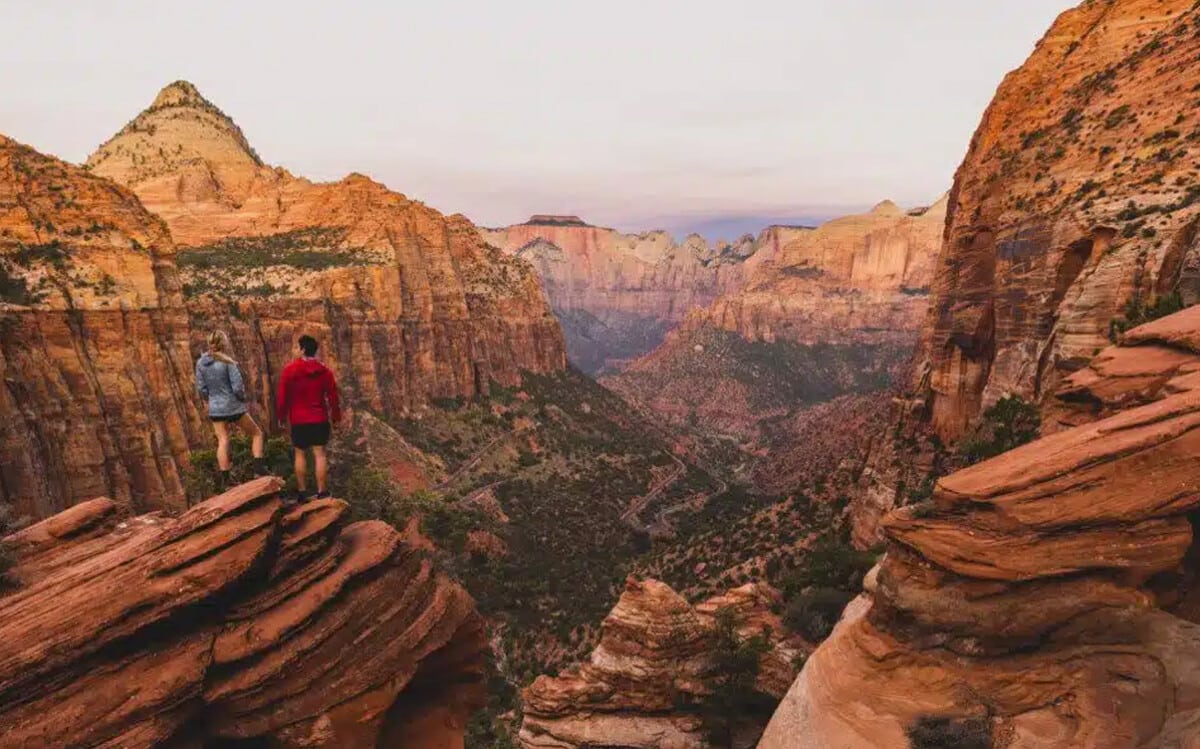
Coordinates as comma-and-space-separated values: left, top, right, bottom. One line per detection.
0, 477, 486, 748
519, 578, 800, 749
759, 306, 1200, 748
920, 0, 1200, 440
602, 200, 942, 450
0, 134, 204, 519
695, 197, 943, 346
480, 216, 767, 372
87, 81, 565, 413
0, 82, 567, 519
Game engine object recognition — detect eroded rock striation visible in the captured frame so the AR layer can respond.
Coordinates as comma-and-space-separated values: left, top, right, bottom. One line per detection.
87, 80, 565, 412
519, 578, 800, 749
480, 216, 770, 373
603, 199, 943, 449
0, 476, 486, 748
0, 81, 566, 519
0, 134, 204, 519
919, 0, 1200, 440
760, 306, 1200, 748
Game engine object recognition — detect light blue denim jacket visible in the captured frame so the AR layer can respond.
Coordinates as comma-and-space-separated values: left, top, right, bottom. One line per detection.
195, 353, 247, 418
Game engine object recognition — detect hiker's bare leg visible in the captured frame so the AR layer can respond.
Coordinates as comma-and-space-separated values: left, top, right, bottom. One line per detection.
238, 413, 264, 458
313, 446, 328, 493
213, 421, 232, 470
294, 448, 308, 492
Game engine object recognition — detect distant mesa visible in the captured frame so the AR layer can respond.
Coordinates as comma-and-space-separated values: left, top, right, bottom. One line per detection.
524, 215, 591, 227
870, 199, 902, 216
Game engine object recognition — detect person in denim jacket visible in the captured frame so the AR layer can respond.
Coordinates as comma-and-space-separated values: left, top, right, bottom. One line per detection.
195, 330, 266, 489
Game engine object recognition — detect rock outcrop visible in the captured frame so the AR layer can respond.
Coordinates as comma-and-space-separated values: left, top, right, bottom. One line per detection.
480, 216, 769, 373
519, 578, 800, 749
602, 199, 943, 449
694, 197, 943, 346
919, 0, 1200, 440
0, 134, 204, 519
87, 81, 565, 410
0, 476, 487, 748
0, 81, 567, 519
759, 305, 1200, 748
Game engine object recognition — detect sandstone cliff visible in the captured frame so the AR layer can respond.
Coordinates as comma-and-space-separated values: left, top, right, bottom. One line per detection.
0, 134, 205, 519
519, 578, 800, 749
0, 82, 567, 519
480, 216, 770, 372
759, 305, 1200, 748
920, 0, 1200, 440
0, 476, 486, 748
603, 199, 943, 452
88, 81, 565, 412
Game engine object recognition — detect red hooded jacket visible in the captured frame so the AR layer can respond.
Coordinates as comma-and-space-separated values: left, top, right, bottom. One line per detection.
277, 357, 341, 425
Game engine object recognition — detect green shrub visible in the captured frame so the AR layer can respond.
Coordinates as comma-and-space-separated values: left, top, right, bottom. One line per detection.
779, 537, 876, 596
907, 716, 993, 749
183, 435, 293, 502
695, 607, 776, 749
1110, 291, 1186, 341
0, 504, 24, 589
0, 264, 41, 305
783, 587, 856, 641
959, 395, 1040, 466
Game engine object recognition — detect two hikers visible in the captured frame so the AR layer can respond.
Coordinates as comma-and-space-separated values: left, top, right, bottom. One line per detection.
277, 335, 341, 501
194, 332, 340, 501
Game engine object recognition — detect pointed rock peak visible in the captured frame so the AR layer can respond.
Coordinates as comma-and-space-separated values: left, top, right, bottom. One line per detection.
341, 171, 381, 186
87, 80, 263, 187
870, 199, 902, 216
150, 80, 210, 110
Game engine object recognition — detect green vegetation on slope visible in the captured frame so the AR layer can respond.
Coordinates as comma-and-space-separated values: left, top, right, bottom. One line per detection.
177, 227, 381, 299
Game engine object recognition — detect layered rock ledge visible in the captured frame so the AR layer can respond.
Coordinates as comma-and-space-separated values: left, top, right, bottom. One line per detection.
759, 307, 1200, 749
0, 476, 486, 748
520, 578, 800, 749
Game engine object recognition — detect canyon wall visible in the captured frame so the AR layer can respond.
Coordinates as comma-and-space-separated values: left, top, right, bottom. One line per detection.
0, 134, 205, 519
0, 81, 566, 519
760, 304, 1200, 749
919, 0, 1200, 440
0, 477, 486, 748
87, 81, 566, 411
603, 199, 943, 450
480, 216, 773, 372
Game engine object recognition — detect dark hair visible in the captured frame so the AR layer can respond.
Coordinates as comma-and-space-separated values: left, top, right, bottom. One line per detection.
298, 335, 319, 357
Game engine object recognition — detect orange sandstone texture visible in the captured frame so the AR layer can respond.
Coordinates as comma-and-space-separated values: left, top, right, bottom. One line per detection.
0, 477, 486, 748
87, 81, 565, 415
602, 199, 943, 446
0, 81, 566, 519
480, 216, 766, 373
519, 578, 801, 749
758, 307, 1200, 749
920, 0, 1200, 440
0, 134, 204, 519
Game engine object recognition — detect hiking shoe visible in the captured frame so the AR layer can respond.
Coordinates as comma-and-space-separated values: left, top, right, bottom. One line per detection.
314, 491, 332, 500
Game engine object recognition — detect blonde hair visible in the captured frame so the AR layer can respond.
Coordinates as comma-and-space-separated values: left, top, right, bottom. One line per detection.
207, 330, 237, 364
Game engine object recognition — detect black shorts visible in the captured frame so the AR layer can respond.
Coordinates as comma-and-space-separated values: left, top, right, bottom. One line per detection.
290, 422, 331, 449
209, 412, 246, 423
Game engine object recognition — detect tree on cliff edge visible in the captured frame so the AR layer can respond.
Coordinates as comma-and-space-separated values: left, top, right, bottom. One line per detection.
696, 607, 775, 749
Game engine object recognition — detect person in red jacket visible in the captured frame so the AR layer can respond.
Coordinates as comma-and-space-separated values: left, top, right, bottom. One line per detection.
276, 335, 341, 500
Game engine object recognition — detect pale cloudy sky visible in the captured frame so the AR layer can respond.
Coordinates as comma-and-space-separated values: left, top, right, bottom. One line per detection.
0, 0, 1069, 234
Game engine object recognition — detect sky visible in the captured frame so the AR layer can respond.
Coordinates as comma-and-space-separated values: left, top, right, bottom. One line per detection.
0, 0, 1070, 236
